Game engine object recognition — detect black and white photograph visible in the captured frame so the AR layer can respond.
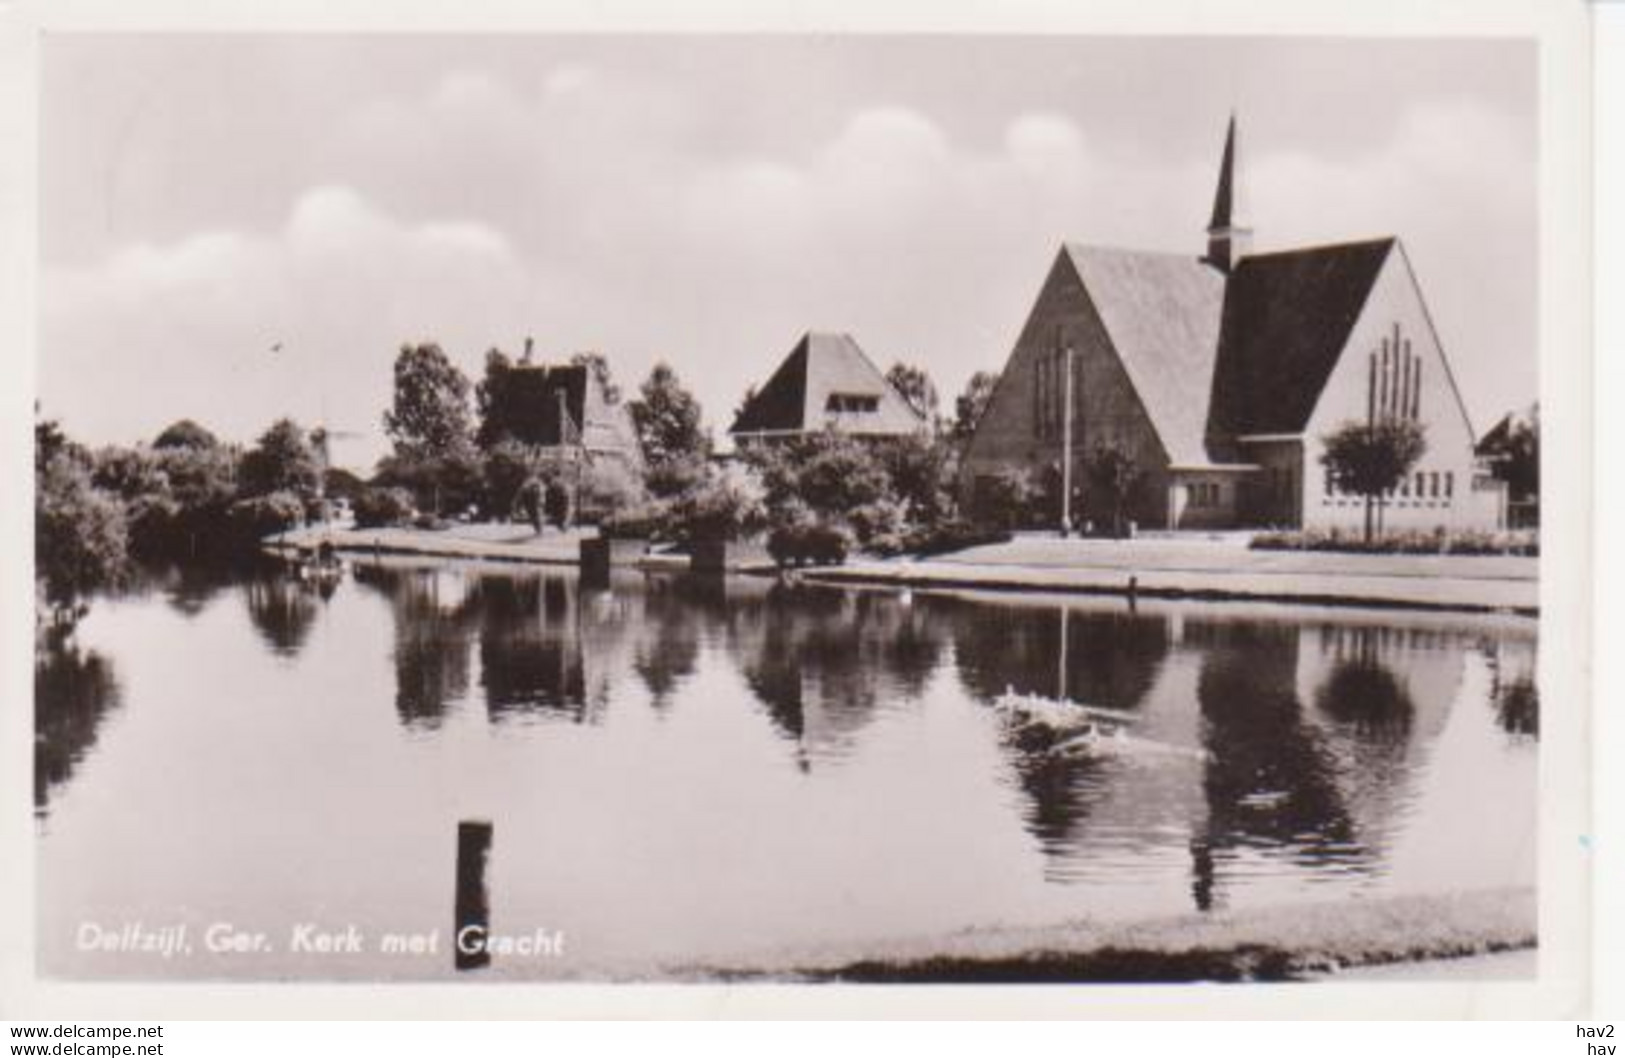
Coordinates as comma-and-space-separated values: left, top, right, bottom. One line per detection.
11, 6, 1595, 1019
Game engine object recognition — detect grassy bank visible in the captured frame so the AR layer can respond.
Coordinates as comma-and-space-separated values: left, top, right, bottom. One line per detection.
684, 888, 1534, 984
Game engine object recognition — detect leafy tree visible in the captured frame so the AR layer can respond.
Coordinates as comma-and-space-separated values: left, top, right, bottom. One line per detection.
36, 414, 85, 475
1494, 403, 1539, 503
872, 433, 956, 523
1085, 443, 1145, 537
570, 351, 620, 404
353, 486, 415, 529
374, 449, 483, 518
886, 361, 939, 427
629, 363, 709, 497
36, 449, 128, 619
951, 370, 1000, 443
385, 342, 474, 461
1320, 417, 1428, 542
91, 446, 168, 502
240, 418, 322, 501
475, 347, 520, 450
745, 430, 891, 523
153, 419, 219, 450
629, 363, 707, 464
969, 466, 1037, 531
479, 439, 541, 519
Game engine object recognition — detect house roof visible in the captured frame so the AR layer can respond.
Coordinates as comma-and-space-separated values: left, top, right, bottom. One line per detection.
500, 362, 641, 455
1207, 238, 1396, 440
1475, 411, 1515, 457
729, 331, 925, 436
1062, 244, 1227, 466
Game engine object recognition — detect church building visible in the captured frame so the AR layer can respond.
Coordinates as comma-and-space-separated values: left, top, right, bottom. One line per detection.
959, 117, 1507, 532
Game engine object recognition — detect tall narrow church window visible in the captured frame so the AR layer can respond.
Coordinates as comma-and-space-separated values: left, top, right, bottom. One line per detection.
1445, 471, 1454, 499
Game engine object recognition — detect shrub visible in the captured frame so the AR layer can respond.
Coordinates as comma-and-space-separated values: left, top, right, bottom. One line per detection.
969, 466, 1042, 529
668, 474, 767, 544
902, 519, 1012, 558
1250, 527, 1539, 556
848, 498, 908, 549
228, 490, 306, 540
600, 500, 672, 541
767, 521, 851, 567
579, 458, 646, 522
353, 486, 415, 529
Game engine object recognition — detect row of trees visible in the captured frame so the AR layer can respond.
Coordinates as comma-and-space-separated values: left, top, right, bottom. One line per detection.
368, 339, 1004, 539
34, 412, 330, 624
35, 341, 1006, 623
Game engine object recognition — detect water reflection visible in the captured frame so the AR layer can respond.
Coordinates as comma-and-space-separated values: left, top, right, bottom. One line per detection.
1483, 638, 1539, 738
629, 575, 720, 710
243, 572, 323, 657
352, 564, 479, 729
1192, 621, 1362, 891
476, 575, 592, 723
725, 583, 947, 769
34, 639, 121, 812
35, 561, 1539, 976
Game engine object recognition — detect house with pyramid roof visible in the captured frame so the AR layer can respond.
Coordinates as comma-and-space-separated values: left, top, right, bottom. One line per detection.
729, 331, 926, 444
960, 116, 1508, 532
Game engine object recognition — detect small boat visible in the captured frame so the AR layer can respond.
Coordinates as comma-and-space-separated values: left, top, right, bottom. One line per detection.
994, 687, 1208, 762
993, 688, 1140, 730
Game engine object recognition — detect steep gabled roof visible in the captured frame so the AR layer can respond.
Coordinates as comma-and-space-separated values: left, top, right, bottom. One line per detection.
730, 331, 925, 436
1062, 244, 1227, 465
1207, 238, 1395, 439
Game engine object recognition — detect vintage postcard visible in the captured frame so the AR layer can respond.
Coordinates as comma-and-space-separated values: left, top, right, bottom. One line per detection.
0, 0, 1594, 1020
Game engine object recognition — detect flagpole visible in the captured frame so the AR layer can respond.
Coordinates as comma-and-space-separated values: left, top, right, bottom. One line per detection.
1061, 340, 1075, 537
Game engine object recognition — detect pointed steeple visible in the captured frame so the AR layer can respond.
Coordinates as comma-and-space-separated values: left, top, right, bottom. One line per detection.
1205, 113, 1252, 273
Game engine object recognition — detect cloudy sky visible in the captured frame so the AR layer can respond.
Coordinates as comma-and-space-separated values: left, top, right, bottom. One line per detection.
40, 34, 1535, 468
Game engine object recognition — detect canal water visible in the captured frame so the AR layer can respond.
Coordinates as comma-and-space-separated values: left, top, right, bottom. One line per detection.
34, 557, 1538, 980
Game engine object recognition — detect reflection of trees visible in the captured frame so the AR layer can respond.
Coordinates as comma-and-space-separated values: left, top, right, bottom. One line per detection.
352, 564, 479, 729
476, 575, 589, 724
1494, 675, 1539, 737
34, 640, 121, 812
1484, 638, 1539, 738
630, 575, 724, 710
242, 571, 321, 657
1312, 628, 1418, 802
1190, 621, 1363, 907
726, 585, 946, 767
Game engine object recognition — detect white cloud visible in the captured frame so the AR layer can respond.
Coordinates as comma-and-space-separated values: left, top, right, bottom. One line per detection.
42, 60, 1533, 462
42, 186, 531, 465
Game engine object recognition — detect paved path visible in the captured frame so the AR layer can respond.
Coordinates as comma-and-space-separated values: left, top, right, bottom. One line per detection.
810, 534, 1538, 614
271, 523, 592, 565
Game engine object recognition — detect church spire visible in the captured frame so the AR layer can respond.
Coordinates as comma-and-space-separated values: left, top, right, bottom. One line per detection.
1205, 113, 1252, 273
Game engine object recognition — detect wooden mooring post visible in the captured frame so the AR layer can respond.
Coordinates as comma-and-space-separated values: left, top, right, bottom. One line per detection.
454, 819, 493, 971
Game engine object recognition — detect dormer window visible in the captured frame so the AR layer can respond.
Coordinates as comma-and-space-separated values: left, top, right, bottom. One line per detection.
826, 393, 880, 414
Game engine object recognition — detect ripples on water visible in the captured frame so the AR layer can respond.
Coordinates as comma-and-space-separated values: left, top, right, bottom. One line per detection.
35, 557, 1538, 979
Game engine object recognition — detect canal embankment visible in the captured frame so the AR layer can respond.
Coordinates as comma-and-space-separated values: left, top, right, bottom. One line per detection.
805, 535, 1538, 615
680, 887, 1535, 984
269, 524, 1538, 614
